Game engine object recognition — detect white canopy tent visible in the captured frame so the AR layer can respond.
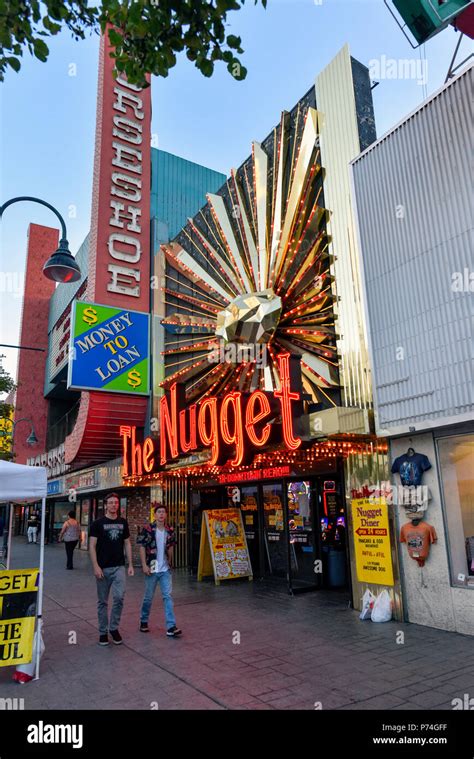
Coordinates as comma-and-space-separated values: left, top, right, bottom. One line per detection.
0, 459, 47, 680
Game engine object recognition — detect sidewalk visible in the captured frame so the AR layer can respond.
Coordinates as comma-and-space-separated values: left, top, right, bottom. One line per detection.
1, 537, 473, 710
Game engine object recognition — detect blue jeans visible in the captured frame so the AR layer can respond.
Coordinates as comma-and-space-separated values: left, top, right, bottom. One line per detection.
140, 570, 176, 629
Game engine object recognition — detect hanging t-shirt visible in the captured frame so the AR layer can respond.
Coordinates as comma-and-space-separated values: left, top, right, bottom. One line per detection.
400, 521, 437, 567
154, 527, 169, 573
90, 517, 130, 568
391, 452, 431, 487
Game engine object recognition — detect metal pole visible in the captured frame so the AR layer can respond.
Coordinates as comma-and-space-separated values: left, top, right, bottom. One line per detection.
34, 496, 46, 680
6, 501, 13, 570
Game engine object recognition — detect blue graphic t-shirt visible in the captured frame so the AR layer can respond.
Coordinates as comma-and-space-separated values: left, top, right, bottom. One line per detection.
391, 453, 431, 487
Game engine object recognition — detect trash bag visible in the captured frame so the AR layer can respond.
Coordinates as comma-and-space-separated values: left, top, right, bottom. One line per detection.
13, 628, 45, 683
359, 589, 375, 620
371, 589, 392, 623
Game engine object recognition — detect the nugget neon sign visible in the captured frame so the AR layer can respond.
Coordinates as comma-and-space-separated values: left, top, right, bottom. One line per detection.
120, 353, 303, 474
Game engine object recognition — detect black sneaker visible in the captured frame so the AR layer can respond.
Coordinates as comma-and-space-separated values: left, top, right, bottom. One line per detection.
139, 622, 149, 633
110, 629, 123, 645
98, 634, 109, 646
166, 625, 182, 637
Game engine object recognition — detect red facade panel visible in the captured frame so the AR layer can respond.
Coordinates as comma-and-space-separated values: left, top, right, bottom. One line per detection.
14, 224, 58, 463
65, 32, 151, 467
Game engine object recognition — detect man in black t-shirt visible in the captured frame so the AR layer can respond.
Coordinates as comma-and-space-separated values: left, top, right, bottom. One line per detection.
89, 493, 134, 646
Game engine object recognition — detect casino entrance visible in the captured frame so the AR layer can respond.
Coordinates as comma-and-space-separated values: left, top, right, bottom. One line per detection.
189, 467, 351, 595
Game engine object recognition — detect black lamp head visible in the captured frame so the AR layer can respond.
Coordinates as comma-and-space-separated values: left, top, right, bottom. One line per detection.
26, 428, 39, 446
43, 239, 81, 283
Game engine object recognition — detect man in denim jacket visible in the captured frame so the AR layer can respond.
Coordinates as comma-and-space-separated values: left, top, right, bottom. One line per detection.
137, 503, 182, 637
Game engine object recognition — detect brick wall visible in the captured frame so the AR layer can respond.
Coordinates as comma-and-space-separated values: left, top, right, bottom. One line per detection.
126, 488, 151, 565
14, 224, 58, 463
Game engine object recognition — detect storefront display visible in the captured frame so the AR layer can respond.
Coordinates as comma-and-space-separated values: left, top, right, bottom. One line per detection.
399, 518, 437, 568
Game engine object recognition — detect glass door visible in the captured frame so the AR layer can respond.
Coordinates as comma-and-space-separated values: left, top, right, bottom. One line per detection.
316, 477, 349, 590
287, 480, 321, 590
262, 482, 288, 579
239, 486, 260, 578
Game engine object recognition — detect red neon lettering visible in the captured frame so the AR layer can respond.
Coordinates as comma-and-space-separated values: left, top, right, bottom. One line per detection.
245, 390, 271, 447
131, 426, 142, 476
198, 397, 219, 465
274, 353, 302, 451
120, 425, 132, 477
179, 405, 197, 453
143, 437, 154, 473
221, 392, 244, 467
160, 383, 179, 464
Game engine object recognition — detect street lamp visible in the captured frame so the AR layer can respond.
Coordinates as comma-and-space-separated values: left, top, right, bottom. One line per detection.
0, 196, 81, 283
0, 417, 39, 451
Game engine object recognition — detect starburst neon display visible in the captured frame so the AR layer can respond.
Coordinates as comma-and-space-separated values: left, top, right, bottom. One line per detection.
160, 99, 340, 409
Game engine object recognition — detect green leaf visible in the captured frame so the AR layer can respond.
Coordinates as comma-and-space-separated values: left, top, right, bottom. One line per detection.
33, 38, 49, 62
226, 34, 241, 49
199, 58, 214, 77
6, 57, 21, 73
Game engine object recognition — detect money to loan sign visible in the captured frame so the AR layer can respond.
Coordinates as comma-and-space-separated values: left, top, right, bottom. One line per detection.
68, 301, 150, 395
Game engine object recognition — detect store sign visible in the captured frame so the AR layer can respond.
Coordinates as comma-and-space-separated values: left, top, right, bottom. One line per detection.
219, 466, 291, 484
27, 444, 69, 478
68, 301, 150, 395
65, 470, 98, 492
89, 38, 151, 311
198, 508, 252, 583
0, 569, 39, 667
351, 498, 394, 586
121, 353, 303, 472
49, 308, 72, 381
47, 480, 63, 496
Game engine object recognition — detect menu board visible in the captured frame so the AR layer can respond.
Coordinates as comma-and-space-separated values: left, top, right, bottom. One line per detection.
351, 498, 394, 586
198, 508, 253, 585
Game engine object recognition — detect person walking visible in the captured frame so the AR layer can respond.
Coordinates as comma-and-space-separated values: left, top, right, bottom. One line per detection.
27, 510, 38, 544
89, 493, 134, 646
137, 503, 181, 637
59, 510, 82, 569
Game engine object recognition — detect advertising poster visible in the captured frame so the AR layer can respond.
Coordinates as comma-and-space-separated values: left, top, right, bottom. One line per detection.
198, 508, 253, 585
0, 569, 39, 667
68, 301, 150, 395
351, 498, 394, 586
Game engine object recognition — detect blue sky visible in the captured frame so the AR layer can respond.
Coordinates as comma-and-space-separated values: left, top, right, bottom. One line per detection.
1, 0, 471, 382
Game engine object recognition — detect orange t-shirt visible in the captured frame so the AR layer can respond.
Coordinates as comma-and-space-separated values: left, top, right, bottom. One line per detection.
400, 521, 437, 564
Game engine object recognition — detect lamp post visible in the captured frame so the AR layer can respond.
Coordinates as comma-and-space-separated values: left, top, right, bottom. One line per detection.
0, 196, 81, 283
0, 416, 39, 454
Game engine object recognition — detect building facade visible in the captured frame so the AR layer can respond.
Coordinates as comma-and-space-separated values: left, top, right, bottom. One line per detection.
351, 64, 473, 634
16, 41, 409, 623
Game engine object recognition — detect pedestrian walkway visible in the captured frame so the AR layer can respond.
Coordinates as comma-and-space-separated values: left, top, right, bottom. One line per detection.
1, 537, 473, 710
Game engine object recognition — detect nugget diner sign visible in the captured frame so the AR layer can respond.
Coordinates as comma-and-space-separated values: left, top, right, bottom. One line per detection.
121, 353, 304, 473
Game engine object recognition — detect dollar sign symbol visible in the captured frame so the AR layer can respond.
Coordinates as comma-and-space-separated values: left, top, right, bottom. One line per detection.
83, 306, 98, 326
127, 370, 141, 389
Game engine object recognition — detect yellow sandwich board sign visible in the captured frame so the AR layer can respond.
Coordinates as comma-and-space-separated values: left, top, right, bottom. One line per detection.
351, 498, 394, 586
198, 508, 253, 585
0, 569, 39, 666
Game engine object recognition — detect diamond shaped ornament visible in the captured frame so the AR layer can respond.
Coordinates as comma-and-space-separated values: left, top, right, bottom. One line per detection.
216, 289, 282, 344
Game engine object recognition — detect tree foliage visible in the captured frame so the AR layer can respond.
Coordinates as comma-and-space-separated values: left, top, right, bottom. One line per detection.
0, 363, 15, 461
0, 0, 268, 86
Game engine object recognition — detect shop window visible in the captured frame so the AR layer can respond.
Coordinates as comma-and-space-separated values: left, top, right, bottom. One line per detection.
438, 434, 474, 586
